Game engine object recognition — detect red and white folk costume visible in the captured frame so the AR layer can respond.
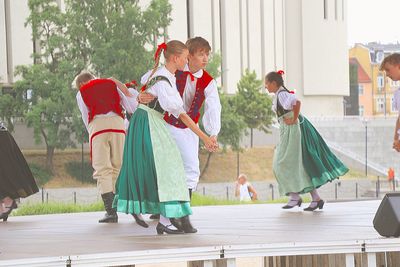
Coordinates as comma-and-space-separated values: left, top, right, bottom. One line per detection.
76, 78, 139, 195
164, 65, 221, 190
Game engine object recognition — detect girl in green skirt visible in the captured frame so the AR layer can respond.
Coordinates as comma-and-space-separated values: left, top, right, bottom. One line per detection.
265, 71, 348, 211
113, 40, 217, 234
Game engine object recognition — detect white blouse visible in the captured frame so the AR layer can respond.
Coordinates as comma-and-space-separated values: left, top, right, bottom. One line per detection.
182, 65, 222, 136
272, 87, 298, 112
140, 66, 186, 119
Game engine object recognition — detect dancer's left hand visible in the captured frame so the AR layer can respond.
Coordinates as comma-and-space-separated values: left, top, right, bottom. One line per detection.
137, 92, 155, 104
283, 117, 297, 125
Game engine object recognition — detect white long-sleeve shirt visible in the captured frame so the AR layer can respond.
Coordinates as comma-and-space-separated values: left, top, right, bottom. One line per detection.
182, 65, 221, 136
76, 86, 139, 130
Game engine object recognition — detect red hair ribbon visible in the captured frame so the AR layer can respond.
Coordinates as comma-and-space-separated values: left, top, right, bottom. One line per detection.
154, 42, 167, 60
184, 71, 195, 81
140, 85, 147, 92
277, 70, 285, 75
289, 90, 295, 94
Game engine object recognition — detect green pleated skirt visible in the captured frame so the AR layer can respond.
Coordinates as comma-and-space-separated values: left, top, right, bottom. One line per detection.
273, 112, 349, 196
113, 104, 191, 218
299, 115, 349, 188
273, 112, 314, 196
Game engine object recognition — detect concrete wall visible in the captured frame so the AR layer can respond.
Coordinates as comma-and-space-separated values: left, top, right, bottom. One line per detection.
0, 0, 33, 85
285, 0, 349, 117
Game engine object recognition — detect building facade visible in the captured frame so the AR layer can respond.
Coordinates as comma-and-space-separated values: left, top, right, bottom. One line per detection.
349, 44, 399, 117
1, 0, 349, 117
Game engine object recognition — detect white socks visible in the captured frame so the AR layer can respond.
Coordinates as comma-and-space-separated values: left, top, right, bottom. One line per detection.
159, 215, 180, 230
310, 189, 320, 201
286, 192, 301, 206
135, 213, 144, 220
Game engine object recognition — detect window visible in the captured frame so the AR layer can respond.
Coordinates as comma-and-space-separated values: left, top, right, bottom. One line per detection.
391, 97, 397, 112
358, 84, 364, 95
359, 105, 364, 116
376, 97, 384, 112
390, 79, 400, 87
377, 76, 385, 90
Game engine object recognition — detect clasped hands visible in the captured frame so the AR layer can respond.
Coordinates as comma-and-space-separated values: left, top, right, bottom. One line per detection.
204, 135, 219, 153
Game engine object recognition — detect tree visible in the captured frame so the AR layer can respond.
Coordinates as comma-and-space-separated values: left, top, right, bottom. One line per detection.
218, 93, 247, 152
0, 93, 23, 133
13, 0, 173, 172
65, 0, 172, 82
205, 52, 221, 78
13, 0, 81, 172
235, 69, 274, 147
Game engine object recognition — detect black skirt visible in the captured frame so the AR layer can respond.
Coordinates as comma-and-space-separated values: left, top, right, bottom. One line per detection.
0, 130, 39, 199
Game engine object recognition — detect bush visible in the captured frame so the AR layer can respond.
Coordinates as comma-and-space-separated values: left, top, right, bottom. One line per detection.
29, 163, 52, 187
65, 161, 95, 184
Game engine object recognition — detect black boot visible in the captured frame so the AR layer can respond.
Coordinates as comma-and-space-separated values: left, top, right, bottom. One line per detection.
99, 192, 118, 223
170, 217, 183, 230
180, 215, 197, 233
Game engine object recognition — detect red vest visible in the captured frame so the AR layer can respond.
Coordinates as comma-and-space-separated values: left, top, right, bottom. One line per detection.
79, 79, 123, 123
164, 70, 213, 128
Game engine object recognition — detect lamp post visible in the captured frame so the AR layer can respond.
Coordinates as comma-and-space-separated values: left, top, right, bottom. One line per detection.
361, 118, 368, 177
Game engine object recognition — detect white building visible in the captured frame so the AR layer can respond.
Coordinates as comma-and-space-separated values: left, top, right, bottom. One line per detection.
1, 0, 349, 117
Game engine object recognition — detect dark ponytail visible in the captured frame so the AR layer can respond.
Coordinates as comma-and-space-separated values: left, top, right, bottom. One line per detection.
265, 71, 290, 92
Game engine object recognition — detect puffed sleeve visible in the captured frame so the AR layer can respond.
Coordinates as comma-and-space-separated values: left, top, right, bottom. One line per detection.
117, 87, 139, 114
277, 91, 298, 110
152, 81, 186, 118
202, 80, 221, 136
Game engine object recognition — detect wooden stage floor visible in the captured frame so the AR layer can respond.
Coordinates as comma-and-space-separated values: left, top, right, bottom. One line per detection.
1, 200, 399, 266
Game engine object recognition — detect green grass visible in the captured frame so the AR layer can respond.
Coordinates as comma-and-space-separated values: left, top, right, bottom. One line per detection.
12, 194, 310, 216
13, 202, 104, 216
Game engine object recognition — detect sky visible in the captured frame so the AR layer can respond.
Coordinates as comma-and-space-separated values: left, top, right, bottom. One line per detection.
347, 0, 400, 45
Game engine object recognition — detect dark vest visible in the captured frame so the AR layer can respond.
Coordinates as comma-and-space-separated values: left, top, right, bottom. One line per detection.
80, 79, 123, 123
164, 70, 213, 128
276, 89, 292, 117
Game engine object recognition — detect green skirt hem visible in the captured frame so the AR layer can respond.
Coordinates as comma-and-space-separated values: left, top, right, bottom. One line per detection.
114, 196, 192, 218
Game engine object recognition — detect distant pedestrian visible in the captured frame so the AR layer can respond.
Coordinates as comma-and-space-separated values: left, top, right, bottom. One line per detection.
235, 174, 258, 201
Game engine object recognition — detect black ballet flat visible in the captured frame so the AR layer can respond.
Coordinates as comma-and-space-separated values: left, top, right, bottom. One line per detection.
150, 214, 160, 220
0, 200, 17, 222
282, 198, 302, 209
156, 223, 184, 235
303, 199, 325, 211
132, 214, 149, 228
